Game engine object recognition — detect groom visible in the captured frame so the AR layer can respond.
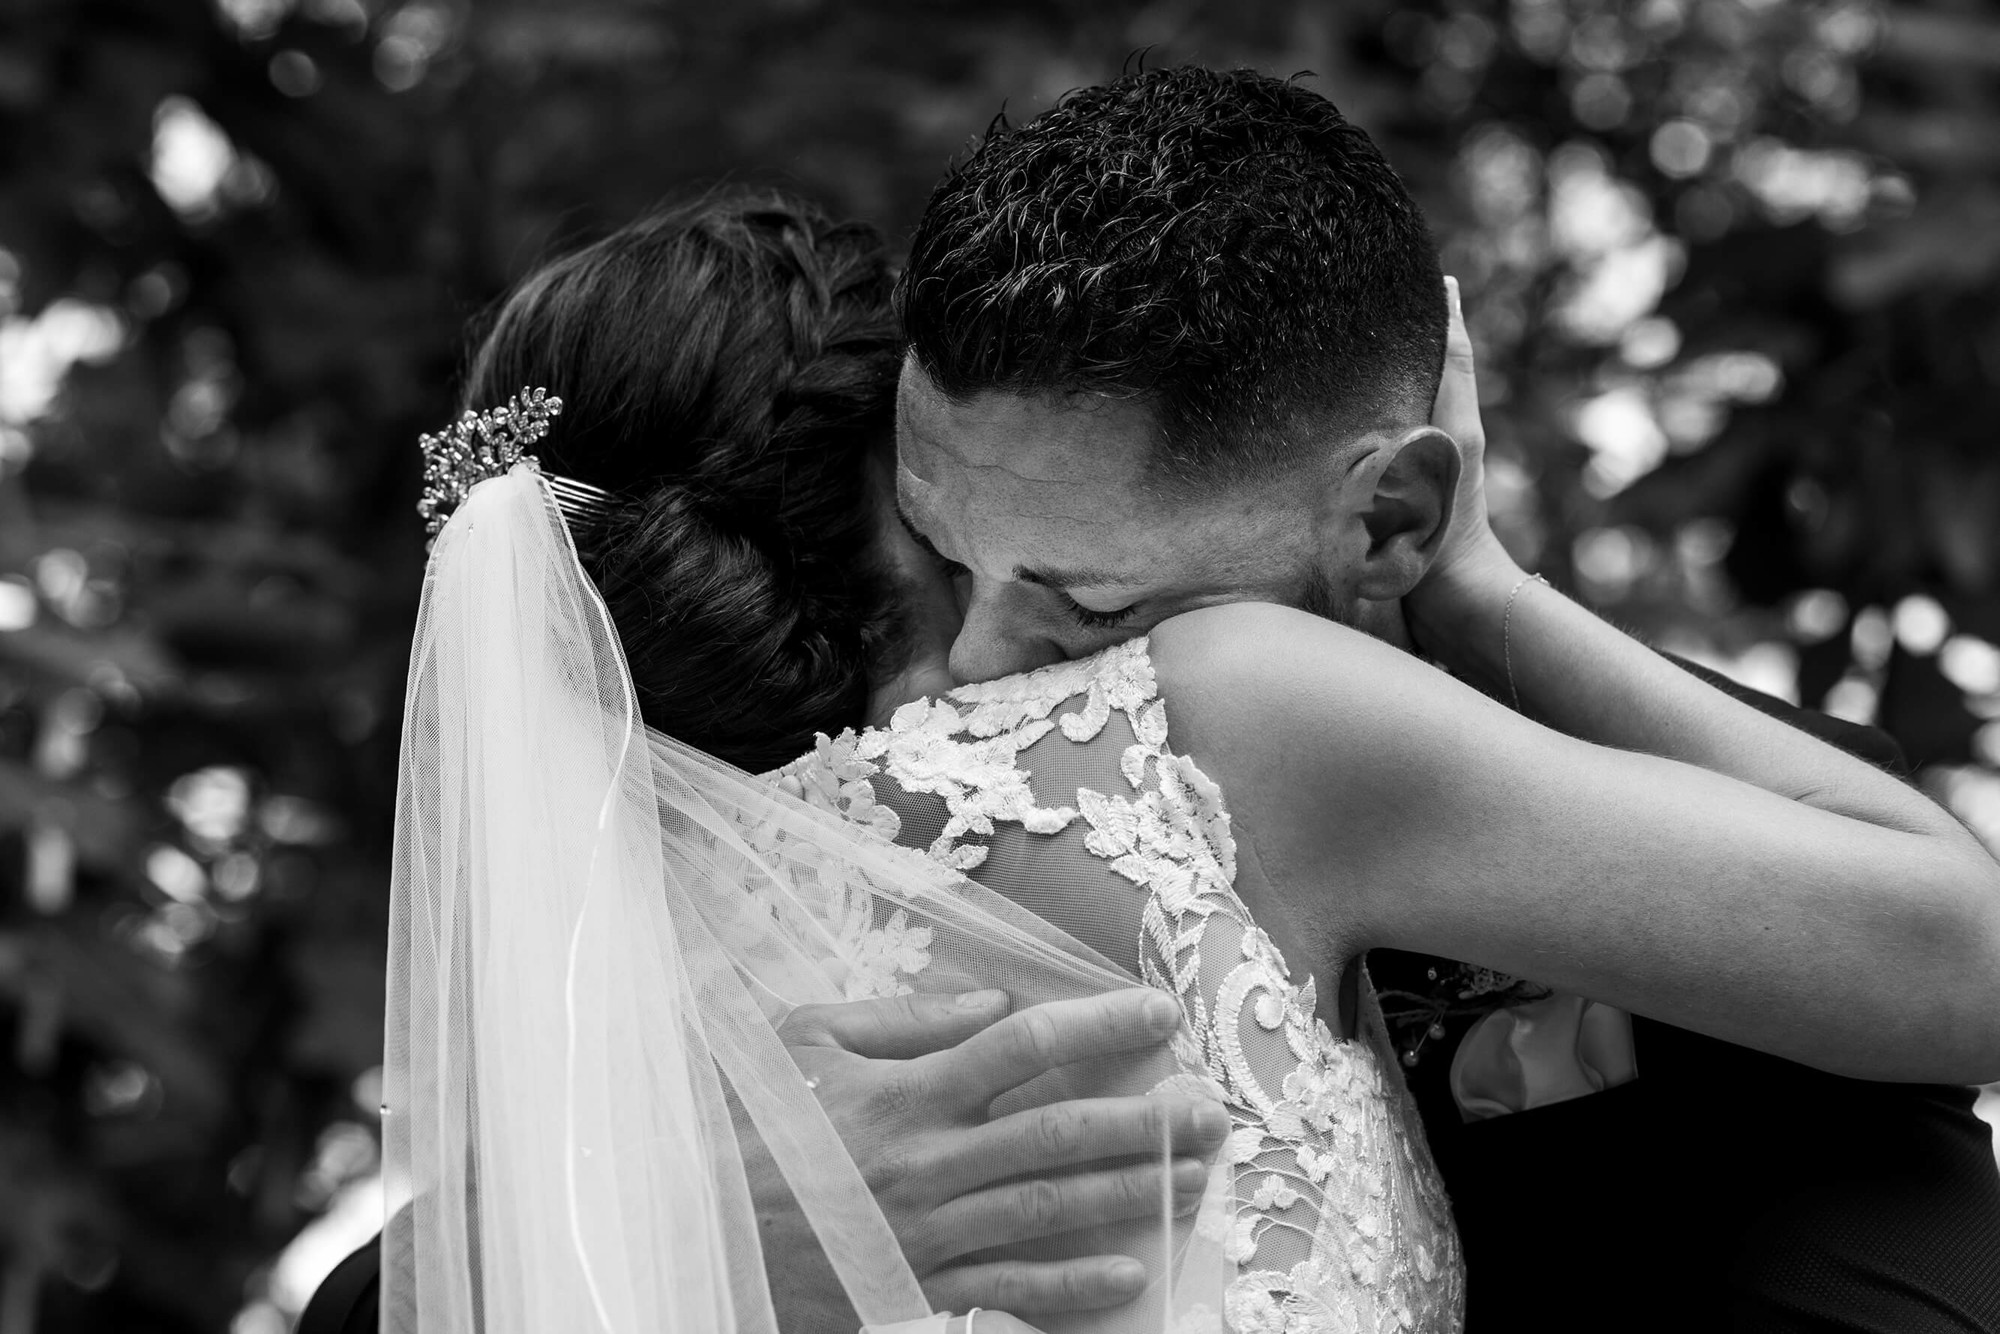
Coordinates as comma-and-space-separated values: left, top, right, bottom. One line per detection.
888, 66, 2000, 1333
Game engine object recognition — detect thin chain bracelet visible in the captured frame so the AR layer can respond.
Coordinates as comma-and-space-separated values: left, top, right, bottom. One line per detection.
1502, 572, 1549, 712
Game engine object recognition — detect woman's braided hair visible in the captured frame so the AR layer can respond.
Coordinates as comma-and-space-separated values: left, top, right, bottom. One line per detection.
460, 188, 905, 771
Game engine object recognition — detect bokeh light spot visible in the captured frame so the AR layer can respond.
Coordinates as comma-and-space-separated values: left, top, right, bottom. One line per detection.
1941, 636, 2000, 697
168, 766, 254, 843
1786, 589, 1849, 644
1651, 119, 1713, 178
269, 49, 322, 97
0, 576, 35, 631
1891, 594, 1950, 656
149, 97, 237, 220
146, 844, 209, 903
1574, 386, 1668, 494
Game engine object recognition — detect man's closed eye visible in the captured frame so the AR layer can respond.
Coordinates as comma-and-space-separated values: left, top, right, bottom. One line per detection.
1061, 595, 1141, 630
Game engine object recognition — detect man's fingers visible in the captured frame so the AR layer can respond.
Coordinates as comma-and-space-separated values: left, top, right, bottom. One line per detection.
921, 1256, 1148, 1317
925, 1158, 1208, 1258
922, 989, 1181, 1106
931, 1095, 1227, 1198
780, 990, 1013, 1059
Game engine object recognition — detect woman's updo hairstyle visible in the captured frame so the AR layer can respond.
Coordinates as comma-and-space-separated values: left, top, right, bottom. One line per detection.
460, 187, 903, 771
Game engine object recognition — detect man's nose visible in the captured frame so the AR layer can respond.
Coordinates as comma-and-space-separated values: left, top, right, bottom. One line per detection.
948, 583, 1063, 686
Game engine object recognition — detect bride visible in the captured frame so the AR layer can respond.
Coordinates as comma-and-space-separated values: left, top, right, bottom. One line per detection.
364, 188, 2000, 1334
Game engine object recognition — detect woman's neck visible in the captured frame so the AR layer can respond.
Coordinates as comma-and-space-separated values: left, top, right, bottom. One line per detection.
866, 645, 955, 726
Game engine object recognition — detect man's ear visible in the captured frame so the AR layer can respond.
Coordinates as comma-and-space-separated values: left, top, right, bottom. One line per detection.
1350, 427, 1460, 601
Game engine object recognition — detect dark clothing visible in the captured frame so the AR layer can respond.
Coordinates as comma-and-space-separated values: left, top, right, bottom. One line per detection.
1379, 994, 2000, 1333
1372, 658, 2000, 1333
298, 1235, 379, 1334
303, 660, 2000, 1333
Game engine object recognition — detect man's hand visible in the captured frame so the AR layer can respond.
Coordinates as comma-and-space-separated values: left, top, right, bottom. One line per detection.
751, 987, 1227, 1329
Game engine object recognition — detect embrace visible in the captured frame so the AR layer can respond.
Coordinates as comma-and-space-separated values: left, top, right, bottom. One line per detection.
307, 67, 2000, 1334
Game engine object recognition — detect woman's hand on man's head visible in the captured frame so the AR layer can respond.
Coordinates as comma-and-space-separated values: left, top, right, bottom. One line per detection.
1406, 275, 1530, 667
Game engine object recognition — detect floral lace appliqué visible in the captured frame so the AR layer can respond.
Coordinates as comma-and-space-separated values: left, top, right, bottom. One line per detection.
756, 734, 938, 999
781, 639, 1465, 1331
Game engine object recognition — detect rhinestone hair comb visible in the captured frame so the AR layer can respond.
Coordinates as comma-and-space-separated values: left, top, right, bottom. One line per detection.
415, 386, 622, 540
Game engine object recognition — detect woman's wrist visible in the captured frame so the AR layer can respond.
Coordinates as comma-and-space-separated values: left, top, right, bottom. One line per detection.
1405, 540, 1531, 688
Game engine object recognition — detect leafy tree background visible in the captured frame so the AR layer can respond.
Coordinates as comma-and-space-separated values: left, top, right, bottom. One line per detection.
1, 0, 1997, 1329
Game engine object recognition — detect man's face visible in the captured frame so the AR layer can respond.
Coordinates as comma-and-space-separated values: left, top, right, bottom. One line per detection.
895, 359, 1349, 685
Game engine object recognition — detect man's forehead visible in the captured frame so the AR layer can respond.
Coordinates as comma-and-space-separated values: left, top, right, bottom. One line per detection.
896, 360, 1152, 490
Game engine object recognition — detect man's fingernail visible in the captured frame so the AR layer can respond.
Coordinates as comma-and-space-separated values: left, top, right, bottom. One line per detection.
1191, 1102, 1229, 1139
1172, 1157, 1208, 1192
1107, 1258, 1146, 1289
1140, 993, 1181, 1029
955, 989, 1006, 1011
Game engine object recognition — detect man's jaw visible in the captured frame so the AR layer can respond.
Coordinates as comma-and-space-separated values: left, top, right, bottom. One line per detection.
1296, 562, 1413, 651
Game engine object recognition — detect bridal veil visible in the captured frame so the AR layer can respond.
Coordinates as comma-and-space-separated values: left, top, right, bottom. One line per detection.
381, 462, 1226, 1333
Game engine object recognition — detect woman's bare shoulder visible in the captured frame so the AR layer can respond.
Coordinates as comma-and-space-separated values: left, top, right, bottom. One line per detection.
1147, 601, 1435, 731
1143, 601, 1519, 855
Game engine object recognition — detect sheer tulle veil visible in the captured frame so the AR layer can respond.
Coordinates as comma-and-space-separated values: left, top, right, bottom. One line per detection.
380, 463, 1227, 1333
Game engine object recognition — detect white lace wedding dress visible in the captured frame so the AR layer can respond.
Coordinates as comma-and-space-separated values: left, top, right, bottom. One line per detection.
772, 637, 1466, 1334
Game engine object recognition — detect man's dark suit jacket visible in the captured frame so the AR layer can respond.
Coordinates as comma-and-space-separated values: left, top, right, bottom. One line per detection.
1373, 659, 2000, 1333
302, 663, 2000, 1334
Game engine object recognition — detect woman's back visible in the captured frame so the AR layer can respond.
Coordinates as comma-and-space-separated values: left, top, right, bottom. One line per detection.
771, 636, 1465, 1334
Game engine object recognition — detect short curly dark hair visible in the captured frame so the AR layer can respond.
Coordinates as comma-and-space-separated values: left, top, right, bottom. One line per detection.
462, 189, 903, 771
898, 66, 1447, 490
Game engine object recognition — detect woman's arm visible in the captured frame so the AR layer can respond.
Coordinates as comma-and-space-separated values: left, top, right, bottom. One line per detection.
1411, 278, 1951, 841
1151, 600, 2000, 1084
1146, 283, 2000, 1084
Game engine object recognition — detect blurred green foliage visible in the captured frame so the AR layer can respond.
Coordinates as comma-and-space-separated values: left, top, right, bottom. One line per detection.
0, 0, 1997, 1329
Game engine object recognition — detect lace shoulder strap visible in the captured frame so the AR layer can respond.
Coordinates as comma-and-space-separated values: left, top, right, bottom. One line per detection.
773, 640, 1155, 866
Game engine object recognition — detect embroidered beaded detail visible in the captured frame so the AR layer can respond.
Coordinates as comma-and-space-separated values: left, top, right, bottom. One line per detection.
782, 639, 1465, 1331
